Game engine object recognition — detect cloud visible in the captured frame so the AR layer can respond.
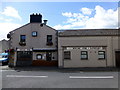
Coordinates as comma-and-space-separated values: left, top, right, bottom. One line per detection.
80, 7, 93, 15
118, 7, 120, 28
62, 12, 73, 17
85, 5, 118, 29
1, 6, 22, 21
0, 16, 13, 22
0, 23, 22, 40
54, 5, 118, 30
0, 6, 22, 40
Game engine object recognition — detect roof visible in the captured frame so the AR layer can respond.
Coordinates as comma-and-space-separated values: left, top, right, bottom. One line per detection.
9, 23, 31, 33
58, 29, 120, 37
9, 23, 56, 34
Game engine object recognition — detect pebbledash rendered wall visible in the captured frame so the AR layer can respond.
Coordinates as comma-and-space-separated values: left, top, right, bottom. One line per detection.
0, 39, 9, 53
58, 30, 119, 68
9, 23, 57, 66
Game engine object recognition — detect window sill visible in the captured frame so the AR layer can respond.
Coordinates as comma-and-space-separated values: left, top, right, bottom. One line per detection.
81, 59, 88, 60
46, 42, 53, 46
64, 59, 71, 60
98, 58, 106, 60
19, 42, 26, 46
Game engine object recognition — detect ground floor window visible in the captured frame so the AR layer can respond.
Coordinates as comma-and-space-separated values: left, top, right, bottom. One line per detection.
81, 51, 88, 60
98, 51, 105, 60
64, 51, 71, 60
36, 54, 42, 59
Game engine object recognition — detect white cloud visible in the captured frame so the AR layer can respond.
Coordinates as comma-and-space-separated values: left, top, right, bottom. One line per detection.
1, 6, 22, 21
53, 24, 73, 29
80, 7, 93, 15
0, 23, 22, 40
85, 5, 118, 29
54, 5, 118, 30
0, 16, 13, 22
0, 6, 22, 40
62, 12, 73, 17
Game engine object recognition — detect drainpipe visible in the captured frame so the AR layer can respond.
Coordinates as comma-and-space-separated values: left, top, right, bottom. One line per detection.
111, 36, 114, 67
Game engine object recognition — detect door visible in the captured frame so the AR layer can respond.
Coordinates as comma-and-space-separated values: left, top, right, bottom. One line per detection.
115, 51, 120, 68
16, 51, 32, 66
46, 52, 52, 61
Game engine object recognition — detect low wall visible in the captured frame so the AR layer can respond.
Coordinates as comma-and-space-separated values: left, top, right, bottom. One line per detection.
32, 60, 58, 66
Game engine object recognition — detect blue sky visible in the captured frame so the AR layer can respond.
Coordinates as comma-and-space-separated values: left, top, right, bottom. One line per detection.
0, 1, 119, 40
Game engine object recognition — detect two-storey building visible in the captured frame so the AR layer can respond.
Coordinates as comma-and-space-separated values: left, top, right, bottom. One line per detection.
7, 13, 58, 66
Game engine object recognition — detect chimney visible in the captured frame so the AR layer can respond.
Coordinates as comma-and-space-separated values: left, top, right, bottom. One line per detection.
43, 20, 48, 25
30, 13, 42, 23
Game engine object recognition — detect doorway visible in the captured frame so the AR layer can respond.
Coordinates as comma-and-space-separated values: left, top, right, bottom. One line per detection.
16, 51, 32, 66
115, 51, 120, 67
46, 52, 52, 61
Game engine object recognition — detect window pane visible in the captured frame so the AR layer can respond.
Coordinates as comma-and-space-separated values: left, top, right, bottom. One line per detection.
37, 54, 42, 59
32, 31, 37, 37
37, 56, 42, 59
81, 55, 87, 58
98, 51, 104, 54
47, 35, 52, 42
21, 36, 25, 39
81, 51, 87, 54
99, 55, 104, 59
20, 35, 26, 42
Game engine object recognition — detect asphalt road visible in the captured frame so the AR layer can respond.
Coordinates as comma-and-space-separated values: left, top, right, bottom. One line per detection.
1, 67, 119, 89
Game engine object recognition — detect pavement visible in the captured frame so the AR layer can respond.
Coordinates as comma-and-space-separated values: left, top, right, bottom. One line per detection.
0, 65, 119, 72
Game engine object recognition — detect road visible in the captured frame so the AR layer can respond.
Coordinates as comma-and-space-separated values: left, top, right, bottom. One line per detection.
1, 66, 119, 89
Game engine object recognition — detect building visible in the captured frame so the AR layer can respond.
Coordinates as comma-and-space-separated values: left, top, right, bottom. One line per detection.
0, 39, 9, 53
58, 29, 120, 68
7, 13, 58, 66
7, 13, 120, 68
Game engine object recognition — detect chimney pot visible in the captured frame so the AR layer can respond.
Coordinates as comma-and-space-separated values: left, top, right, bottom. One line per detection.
43, 20, 48, 25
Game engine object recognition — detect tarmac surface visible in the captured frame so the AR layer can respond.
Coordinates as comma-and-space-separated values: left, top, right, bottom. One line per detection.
1, 65, 120, 89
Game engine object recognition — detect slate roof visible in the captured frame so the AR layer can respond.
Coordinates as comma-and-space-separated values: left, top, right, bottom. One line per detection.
58, 29, 120, 37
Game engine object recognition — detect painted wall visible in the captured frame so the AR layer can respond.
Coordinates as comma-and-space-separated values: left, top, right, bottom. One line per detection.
10, 23, 57, 50
9, 23, 58, 66
58, 36, 119, 68
33, 52, 57, 61
0, 39, 9, 53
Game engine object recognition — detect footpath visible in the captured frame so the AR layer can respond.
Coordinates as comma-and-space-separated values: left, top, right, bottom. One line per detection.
1, 65, 119, 72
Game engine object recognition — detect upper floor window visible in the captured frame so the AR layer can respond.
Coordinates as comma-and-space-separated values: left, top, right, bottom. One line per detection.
32, 31, 37, 37
98, 51, 105, 60
47, 35, 53, 45
20, 35, 26, 42
47, 35, 52, 42
81, 51, 88, 60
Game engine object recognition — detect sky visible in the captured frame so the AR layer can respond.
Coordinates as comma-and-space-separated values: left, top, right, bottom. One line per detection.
0, 1, 119, 40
